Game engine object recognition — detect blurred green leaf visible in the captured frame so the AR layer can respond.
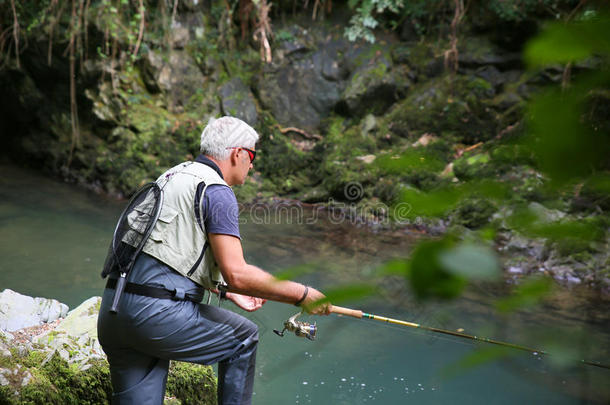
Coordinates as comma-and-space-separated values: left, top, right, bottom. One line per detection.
507, 205, 605, 243
439, 244, 501, 281
400, 187, 463, 218
407, 237, 467, 300
443, 346, 516, 377
400, 180, 510, 219
273, 263, 318, 280
525, 79, 609, 184
496, 276, 554, 313
376, 258, 410, 276
321, 284, 377, 304
525, 14, 610, 67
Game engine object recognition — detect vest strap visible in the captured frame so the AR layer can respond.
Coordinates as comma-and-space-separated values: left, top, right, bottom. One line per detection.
105, 278, 205, 303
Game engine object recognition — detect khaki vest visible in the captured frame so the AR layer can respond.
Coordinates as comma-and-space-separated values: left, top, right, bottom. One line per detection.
141, 161, 229, 289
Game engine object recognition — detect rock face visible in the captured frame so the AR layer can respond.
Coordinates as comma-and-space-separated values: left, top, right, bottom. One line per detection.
219, 77, 258, 126
0, 289, 68, 332
0, 291, 217, 404
256, 27, 411, 131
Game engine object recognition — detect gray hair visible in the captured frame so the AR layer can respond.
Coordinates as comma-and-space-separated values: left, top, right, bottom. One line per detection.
200, 116, 259, 160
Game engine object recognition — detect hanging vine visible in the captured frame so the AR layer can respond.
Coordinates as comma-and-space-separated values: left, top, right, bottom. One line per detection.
443, 0, 465, 74
9, 0, 20, 68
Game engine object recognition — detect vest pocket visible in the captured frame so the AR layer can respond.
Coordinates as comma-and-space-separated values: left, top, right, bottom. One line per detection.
148, 206, 180, 243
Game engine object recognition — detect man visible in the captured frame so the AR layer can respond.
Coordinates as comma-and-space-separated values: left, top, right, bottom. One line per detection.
97, 116, 330, 404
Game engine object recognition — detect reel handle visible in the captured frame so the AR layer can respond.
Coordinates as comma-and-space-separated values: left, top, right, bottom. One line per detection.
331, 305, 363, 319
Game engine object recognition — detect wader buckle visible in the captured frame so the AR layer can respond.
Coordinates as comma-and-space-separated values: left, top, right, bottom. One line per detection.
172, 287, 186, 300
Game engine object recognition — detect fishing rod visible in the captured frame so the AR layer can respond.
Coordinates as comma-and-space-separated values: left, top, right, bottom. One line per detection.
273, 305, 610, 370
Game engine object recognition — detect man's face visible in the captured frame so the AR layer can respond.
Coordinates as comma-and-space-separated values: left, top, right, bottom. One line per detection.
235, 147, 255, 185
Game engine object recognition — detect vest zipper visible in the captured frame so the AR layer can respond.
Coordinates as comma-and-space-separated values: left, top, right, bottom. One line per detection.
187, 241, 208, 276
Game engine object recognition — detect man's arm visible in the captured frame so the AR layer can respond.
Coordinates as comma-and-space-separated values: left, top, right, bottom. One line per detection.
208, 233, 329, 315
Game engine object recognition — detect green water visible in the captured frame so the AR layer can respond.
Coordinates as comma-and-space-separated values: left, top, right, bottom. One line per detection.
1, 164, 609, 404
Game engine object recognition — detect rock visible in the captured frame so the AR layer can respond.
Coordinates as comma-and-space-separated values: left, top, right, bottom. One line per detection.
361, 114, 377, 136
527, 202, 566, 224
453, 153, 492, 181
492, 92, 522, 111
459, 37, 522, 70
219, 77, 258, 126
474, 65, 505, 92
170, 23, 190, 49
55, 296, 101, 339
339, 57, 411, 117
0, 292, 217, 404
412, 133, 437, 147
356, 155, 376, 164
139, 49, 206, 112
275, 25, 314, 60
257, 53, 344, 131
0, 289, 68, 332
85, 82, 123, 126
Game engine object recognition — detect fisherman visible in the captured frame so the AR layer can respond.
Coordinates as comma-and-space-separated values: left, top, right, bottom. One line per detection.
97, 116, 331, 405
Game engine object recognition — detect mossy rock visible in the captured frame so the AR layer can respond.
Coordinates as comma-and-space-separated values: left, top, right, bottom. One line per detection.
254, 115, 321, 196
453, 152, 493, 181
166, 361, 217, 405
0, 352, 218, 405
451, 197, 497, 229
318, 118, 378, 201
0, 353, 112, 404
383, 75, 497, 143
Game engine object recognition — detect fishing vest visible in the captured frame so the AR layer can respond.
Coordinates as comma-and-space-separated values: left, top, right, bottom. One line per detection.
141, 161, 229, 289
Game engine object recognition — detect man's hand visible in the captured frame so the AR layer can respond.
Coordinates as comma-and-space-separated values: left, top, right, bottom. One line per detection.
226, 292, 266, 312
302, 287, 331, 315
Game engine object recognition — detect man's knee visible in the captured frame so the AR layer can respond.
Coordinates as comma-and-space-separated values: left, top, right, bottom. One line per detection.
241, 318, 259, 343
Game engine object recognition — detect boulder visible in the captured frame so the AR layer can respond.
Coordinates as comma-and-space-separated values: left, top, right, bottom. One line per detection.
256, 34, 350, 131
527, 202, 567, 224
339, 56, 411, 117
219, 77, 258, 126
0, 292, 218, 404
0, 289, 68, 332
257, 54, 344, 131
139, 50, 206, 112
54, 296, 101, 339
170, 22, 190, 49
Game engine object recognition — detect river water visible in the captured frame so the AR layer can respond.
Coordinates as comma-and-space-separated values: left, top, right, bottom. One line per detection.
1, 164, 608, 404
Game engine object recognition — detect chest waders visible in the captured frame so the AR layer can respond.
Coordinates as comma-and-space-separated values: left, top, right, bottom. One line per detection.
101, 161, 225, 314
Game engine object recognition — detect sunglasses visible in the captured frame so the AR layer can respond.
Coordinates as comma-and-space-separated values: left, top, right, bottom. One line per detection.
227, 147, 256, 163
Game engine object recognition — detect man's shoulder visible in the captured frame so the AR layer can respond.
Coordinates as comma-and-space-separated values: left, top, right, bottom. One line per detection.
205, 184, 237, 204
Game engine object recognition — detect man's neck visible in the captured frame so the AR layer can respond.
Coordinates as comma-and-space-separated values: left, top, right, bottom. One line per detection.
198, 154, 234, 185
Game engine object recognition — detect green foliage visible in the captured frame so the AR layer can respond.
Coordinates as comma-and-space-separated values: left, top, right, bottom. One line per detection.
345, 0, 404, 43
380, 235, 500, 300
525, 12, 610, 67
495, 276, 554, 313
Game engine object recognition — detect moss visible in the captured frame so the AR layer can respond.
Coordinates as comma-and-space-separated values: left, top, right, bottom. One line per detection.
0, 352, 112, 404
318, 117, 378, 201
253, 112, 320, 196
453, 152, 493, 181
383, 75, 497, 143
1, 351, 219, 405
165, 362, 217, 405
452, 198, 497, 229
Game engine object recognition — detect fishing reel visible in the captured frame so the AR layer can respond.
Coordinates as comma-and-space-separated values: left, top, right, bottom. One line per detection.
273, 311, 317, 341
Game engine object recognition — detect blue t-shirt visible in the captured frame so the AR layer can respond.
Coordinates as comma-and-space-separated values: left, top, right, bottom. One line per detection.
202, 184, 241, 239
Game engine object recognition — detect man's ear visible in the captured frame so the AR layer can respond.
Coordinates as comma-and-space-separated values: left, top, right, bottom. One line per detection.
229, 148, 239, 166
